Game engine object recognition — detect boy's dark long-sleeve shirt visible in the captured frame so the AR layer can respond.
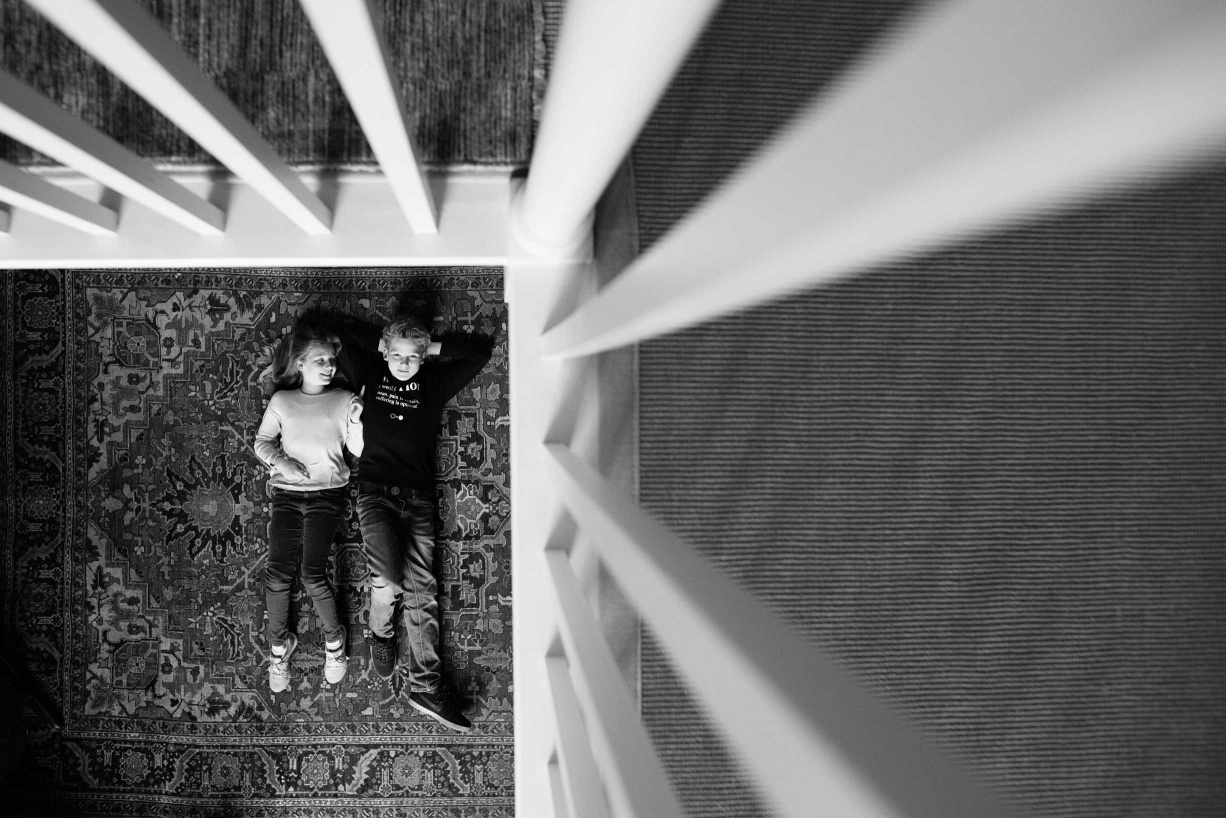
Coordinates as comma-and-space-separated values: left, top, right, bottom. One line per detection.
345, 334, 492, 491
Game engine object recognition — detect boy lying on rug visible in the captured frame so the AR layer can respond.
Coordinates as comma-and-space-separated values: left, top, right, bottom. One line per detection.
334, 315, 493, 733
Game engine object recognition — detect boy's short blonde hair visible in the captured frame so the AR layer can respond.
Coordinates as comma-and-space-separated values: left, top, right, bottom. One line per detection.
381, 317, 431, 355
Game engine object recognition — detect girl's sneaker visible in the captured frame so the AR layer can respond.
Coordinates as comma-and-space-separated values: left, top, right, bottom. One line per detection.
324, 637, 348, 684
269, 633, 298, 693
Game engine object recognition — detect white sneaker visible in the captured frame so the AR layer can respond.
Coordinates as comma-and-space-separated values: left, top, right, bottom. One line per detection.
324, 638, 348, 684
269, 633, 297, 693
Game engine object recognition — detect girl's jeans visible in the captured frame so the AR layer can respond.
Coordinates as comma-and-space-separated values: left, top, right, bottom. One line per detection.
265, 486, 346, 648
356, 484, 440, 693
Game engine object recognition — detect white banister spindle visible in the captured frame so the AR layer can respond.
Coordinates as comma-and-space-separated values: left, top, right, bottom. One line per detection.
25, 0, 332, 235
547, 655, 614, 818
540, 0, 1226, 358
512, 0, 719, 254
548, 760, 573, 818
546, 549, 686, 818
0, 159, 116, 235
544, 442, 1011, 818
298, 0, 438, 234
0, 72, 223, 235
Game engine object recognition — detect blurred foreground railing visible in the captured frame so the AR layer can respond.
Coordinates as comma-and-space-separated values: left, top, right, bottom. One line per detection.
510, 1, 1226, 816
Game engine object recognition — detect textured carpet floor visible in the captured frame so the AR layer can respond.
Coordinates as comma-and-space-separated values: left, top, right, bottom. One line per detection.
631, 2, 1226, 816
1, 268, 511, 817
0, 0, 540, 166
637, 166, 1226, 818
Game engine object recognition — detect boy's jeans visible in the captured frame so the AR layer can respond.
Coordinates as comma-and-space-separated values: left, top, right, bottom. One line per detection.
265, 487, 346, 648
357, 484, 441, 693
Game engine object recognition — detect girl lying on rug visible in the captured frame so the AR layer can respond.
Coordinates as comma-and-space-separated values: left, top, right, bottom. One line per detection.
254, 319, 364, 693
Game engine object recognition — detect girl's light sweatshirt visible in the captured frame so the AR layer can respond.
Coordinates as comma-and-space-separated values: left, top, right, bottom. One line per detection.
254, 388, 364, 490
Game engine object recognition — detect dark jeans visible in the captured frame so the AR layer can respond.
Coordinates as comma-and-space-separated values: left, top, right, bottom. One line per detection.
265, 486, 345, 648
356, 484, 440, 693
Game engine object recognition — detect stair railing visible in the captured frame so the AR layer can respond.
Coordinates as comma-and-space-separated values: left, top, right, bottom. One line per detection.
509, 0, 1226, 817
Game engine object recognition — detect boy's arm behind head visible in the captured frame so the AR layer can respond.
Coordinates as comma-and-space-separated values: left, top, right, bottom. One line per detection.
434, 333, 495, 403
325, 316, 383, 388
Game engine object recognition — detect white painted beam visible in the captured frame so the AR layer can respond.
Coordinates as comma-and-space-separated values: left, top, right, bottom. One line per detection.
298, 0, 437, 234
544, 442, 1012, 818
25, 0, 332, 235
512, 0, 719, 254
540, 0, 1226, 358
0, 168, 507, 267
0, 73, 223, 235
0, 159, 116, 235
546, 549, 685, 818
547, 655, 614, 818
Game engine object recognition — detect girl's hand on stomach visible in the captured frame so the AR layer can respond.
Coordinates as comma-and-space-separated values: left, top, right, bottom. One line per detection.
273, 456, 311, 482
348, 399, 363, 424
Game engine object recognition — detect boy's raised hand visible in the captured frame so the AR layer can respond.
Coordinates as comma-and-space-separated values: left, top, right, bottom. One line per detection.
272, 455, 311, 481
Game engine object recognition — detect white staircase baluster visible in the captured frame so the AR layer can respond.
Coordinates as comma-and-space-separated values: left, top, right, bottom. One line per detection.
298, 0, 438, 234
25, 0, 333, 235
546, 548, 685, 818
513, 0, 720, 255
544, 441, 1013, 818
548, 655, 615, 818
0, 159, 116, 235
0, 73, 224, 235
540, 0, 1226, 358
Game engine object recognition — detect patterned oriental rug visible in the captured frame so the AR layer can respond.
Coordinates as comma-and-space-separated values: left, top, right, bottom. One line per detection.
0, 268, 512, 817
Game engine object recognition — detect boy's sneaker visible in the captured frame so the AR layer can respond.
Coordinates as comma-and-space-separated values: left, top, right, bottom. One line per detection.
324, 637, 348, 684
268, 633, 297, 693
409, 688, 471, 732
369, 634, 396, 679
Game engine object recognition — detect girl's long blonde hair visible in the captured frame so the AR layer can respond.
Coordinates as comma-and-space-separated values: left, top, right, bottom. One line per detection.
257, 319, 342, 392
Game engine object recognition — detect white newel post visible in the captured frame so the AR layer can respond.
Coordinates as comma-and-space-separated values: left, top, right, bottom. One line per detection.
512, 0, 720, 255
507, 175, 596, 818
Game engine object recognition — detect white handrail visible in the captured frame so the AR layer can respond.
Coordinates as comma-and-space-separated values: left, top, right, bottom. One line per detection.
546, 549, 686, 818
547, 655, 614, 818
540, 0, 1226, 358
0, 159, 116, 235
544, 442, 1012, 818
26, 0, 333, 235
513, 0, 720, 253
0, 72, 223, 235
298, 0, 438, 234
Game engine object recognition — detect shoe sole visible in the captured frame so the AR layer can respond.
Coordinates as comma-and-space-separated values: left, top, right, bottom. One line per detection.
409, 696, 471, 733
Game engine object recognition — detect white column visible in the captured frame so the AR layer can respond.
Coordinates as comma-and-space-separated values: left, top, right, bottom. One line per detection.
26, 0, 332, 235
0, 159, 116, 235
0, 72, 223, 235
512, 0, 719, 255
298, 0, 438, 234
540, 0, 1226, 358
